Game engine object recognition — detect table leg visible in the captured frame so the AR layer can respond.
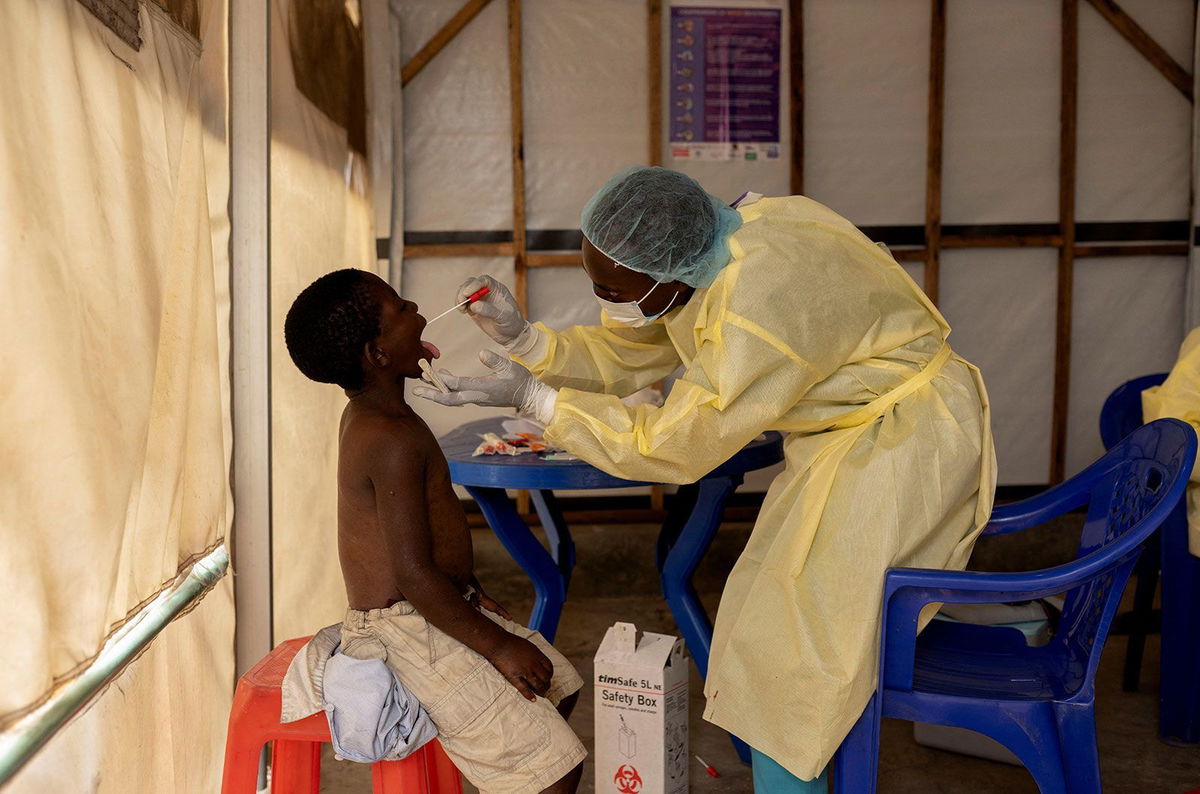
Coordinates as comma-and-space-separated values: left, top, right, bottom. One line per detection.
659, 474, 751, 763
656, 483, 700, 573
1160, 501, 1200, 743
466, 486, 567, 643
530, 490, 576, 589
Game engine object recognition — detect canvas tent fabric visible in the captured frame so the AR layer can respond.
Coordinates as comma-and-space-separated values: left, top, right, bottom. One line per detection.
269, 0, 381, 645
0, 0, 234, 789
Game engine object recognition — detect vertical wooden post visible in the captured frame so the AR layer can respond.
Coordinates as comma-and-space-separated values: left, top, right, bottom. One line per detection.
508, 0, 527, 316
1050, 0, 1079, 483
648, 0, 665, 511
648, 0, 663, 166
924, 0, 946, 306
508, 0, 532, 516
790, 0, 804, 194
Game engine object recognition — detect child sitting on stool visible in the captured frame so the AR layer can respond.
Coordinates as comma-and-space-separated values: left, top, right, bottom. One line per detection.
284, 269, 585, 793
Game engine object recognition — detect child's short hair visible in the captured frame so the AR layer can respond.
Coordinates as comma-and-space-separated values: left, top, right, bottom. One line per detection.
284, 268, 382, 390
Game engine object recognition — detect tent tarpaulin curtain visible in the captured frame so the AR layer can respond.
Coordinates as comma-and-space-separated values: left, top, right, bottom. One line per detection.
269, 0, 379, 644
0, 0, 233, 788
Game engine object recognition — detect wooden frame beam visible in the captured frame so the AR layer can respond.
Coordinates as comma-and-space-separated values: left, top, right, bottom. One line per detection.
648, 0, 663, 166
402, 242, 515, 258
508, 0, 533, 516
508, 0, 528, 315
647, 0, 664, 510
790, 0, 804, 194
528, 253, 583, 268
942, 234, 1064, 248
924, 0, 946, 305
1050, 0, 1079, 484
401, 0, 494, 87
1084, 0, 1193, 101
1074, 243, 1190, 257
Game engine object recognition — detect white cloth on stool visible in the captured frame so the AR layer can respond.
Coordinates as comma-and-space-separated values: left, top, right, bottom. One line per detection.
281, 623, 438, 762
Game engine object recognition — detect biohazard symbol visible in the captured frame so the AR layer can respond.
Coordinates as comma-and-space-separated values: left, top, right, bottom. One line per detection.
613, 764, 643, 794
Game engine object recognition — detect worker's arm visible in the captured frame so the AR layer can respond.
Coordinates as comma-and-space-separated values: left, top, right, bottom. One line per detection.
369, 432, 552, 700
542, 316, 826, 484
513, 316, 683, 398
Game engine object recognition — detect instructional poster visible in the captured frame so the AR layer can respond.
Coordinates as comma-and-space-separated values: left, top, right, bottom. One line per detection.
668, 4, 782, 161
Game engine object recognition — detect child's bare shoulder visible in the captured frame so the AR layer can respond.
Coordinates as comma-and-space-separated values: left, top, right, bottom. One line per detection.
340, 404, 437, 473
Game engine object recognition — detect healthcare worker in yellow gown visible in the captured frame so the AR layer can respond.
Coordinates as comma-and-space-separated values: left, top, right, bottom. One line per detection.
414, 166, 997, 790
1143, 327, 1200, 555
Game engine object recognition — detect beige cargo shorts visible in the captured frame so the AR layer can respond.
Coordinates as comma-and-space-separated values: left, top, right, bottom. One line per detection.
340, 596, 585, 793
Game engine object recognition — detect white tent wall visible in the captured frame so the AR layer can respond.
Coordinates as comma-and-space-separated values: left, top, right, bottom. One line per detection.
803, 0, 928, 225
396, 0, 1196, 489
3, 1, 1196, 787
1, 0, 234, 790
268, 0, 381, 644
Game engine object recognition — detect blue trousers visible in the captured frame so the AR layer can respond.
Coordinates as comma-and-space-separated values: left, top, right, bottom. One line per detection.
751, 748, 828, 793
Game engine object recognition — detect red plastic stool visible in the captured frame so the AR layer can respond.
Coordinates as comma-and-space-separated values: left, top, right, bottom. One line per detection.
221, 637, 462, 793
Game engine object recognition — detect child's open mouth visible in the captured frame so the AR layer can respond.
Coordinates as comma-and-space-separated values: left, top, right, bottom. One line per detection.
420, 340, 441, 361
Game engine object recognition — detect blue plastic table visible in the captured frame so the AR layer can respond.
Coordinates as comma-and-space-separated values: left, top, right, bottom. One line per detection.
440, 418, 783, 759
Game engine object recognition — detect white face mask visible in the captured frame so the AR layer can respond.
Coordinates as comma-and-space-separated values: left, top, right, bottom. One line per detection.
596, 280, 679, 327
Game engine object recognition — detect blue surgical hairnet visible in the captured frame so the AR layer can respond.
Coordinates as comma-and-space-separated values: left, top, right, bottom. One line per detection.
580, 166, 743, 288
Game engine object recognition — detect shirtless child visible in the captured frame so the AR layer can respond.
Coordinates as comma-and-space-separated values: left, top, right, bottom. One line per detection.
284, 269, 585, 794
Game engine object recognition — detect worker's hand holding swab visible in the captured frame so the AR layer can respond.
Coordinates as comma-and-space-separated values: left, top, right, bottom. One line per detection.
454, 276, 541, 354
413, 350, 557, 423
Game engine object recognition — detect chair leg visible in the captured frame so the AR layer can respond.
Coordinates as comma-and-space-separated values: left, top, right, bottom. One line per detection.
833, 694, 880, 794
978, 703, 1069, 794
270, 740, 321, 794
892, 698, 1069, 794
428, 741, 464, 793
221, 685, 271, 794
1159, 504, 1200, 743
1054, 702, 1101, 793
220, 731, 266, 794
1123, 545, 1160, 692
372, 752, 432, 793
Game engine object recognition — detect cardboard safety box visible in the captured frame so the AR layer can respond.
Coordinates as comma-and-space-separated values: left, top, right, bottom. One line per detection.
593, 622, 689, 794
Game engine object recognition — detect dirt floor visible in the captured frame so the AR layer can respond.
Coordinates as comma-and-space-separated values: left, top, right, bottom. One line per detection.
318, 519, 1200, 793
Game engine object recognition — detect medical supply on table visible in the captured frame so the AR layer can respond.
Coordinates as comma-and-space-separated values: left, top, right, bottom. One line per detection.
418, 359, 448, 394
426, 285, 490, 324
695, 756, 719, 778
470, 432, 560, 457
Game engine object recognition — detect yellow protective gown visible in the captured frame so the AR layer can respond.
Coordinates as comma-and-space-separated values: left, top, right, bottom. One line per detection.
517, 195, 996, 779
1142, 327, 1200, 556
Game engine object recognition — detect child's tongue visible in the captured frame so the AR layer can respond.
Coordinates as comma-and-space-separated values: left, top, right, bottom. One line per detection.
420, 340, 441, 359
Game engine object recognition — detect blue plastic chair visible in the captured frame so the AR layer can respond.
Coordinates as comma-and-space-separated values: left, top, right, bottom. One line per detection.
1098, 374, 1168, 693
1100, 375, 1200, 744
833, 418, 1196, 793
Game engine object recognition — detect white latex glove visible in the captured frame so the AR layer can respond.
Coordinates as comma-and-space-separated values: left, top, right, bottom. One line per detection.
456, 276, 540, 353
413, 350, 557, 423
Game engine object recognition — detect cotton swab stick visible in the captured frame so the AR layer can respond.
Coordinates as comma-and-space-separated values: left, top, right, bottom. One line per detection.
426, 286, 491, 324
